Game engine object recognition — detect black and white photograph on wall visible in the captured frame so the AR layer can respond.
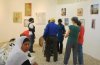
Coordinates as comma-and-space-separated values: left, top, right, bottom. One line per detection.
91, 19, 95, 29
91, 4, 99, 14
77, 8, 83, 16
61, 8, 66, 16
80, 19, 85, 27
64, 18, 69, 26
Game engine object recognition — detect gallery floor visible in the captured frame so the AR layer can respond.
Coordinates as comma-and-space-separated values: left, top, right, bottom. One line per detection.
0, 42, 100, 65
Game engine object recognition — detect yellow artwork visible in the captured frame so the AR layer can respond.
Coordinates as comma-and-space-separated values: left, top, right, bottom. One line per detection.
25, 3, 32, 16
13, 12, 22, 23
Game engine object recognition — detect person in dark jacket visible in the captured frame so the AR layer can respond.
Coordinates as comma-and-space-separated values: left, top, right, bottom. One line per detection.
57, 19, 66, 54
43, 18, 58, 62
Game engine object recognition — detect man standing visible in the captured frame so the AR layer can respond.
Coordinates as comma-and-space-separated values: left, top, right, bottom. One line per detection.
43, 18, 58, 62
28, 18, 35, 53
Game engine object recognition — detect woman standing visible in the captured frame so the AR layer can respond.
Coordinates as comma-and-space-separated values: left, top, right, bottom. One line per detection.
6, 36, 38, 65
57, 19, 66, 54
64, 17, 80, 65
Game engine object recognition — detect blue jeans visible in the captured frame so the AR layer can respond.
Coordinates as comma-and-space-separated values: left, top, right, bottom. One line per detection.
29, 35, 34, 52
77, 44, 84, 65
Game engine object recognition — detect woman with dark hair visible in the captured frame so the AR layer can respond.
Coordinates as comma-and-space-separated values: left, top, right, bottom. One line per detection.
6, 36, 38, 65
64, 17, 80, 65
57, 19, 66, 54
77, 21, 85, 65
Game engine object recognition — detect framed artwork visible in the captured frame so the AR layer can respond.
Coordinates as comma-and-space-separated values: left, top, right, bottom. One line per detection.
77, 8, 83, 16
24, 19, 29, 27
80, 19, 85, 26
13, 12, 22, 23
64, 18, 69, 26
91, 4, 99, 14
25, 3, 32, 16
91, 19, 95, 29
61, 8, 66, 16
35, 12, 46, 25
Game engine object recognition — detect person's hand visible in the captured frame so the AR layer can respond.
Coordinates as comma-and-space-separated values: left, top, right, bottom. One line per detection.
33, 62, 38, 65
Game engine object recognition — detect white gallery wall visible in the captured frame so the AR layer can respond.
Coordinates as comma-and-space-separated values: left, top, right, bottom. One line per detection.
0, 0, 100, 60
0, 0, 57, 42
56, 0, 100, 60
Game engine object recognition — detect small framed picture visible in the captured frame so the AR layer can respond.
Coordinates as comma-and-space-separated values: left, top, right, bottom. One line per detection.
24, 19, 29, 27
91, 4, 99, 14
77, 8, 83, 16
61, 8, 66, 16
64, 18, 69, 26
80, 19, 85, 26
91, 19, 95, 29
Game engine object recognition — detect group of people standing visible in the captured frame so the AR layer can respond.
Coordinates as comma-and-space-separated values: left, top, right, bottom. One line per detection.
43, 17, 84, 65
5, 16, 84, 65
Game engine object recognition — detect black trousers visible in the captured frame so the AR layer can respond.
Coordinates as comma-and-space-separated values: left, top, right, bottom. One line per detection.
57, 41, 63, 54
45, 36, 58, 61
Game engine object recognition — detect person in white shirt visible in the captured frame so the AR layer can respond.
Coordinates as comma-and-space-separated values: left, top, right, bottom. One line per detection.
28, 18, 35, 53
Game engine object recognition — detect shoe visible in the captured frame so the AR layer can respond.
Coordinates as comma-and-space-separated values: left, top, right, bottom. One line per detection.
30, 50, 35, 53
28, 53, 31, 57
46, 60, 50, 62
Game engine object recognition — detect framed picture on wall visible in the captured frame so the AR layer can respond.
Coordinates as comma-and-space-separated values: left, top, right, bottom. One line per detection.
13, 12, 22, 23
25, 3, 32, 16
77, 8, 83, 16
91, 4, 99, 14
24, 19, 29, 27
64, 18, 69, 26
80, 19, 85, 27
61, 8, 66, 16
91, 19, 95, 29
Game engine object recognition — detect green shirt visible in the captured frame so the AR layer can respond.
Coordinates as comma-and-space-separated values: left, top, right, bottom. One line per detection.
67, 25, 80, 44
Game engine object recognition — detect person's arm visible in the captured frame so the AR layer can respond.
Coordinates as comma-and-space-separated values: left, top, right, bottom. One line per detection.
65, 29, 70, 38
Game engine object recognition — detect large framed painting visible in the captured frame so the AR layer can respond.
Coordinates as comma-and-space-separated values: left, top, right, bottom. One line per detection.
91, 4, 99, 14
13, 12, 22, 23
25, 3, 32, 16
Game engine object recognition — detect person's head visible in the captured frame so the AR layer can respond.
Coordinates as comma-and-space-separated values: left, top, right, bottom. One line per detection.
77, 21, 82, 27
50, 18, 55, 22
21, 37, 30, 52
29, 18, 34, 23
71, 17, 79, 25
58, 19, 62, 24
48, 20, 50, 23
14, 36, 30, 52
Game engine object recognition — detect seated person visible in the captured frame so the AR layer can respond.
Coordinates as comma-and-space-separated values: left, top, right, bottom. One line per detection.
6, 36, 38, 65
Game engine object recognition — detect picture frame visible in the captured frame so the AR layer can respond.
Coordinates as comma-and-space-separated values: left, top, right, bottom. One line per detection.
25, 3, 32, 16
77, 8, 83, 16
13, 12, 22, 23
91, 4, 99, 14
80, 19, 85, 26
61, 8, 66, 16
64, 18, 69, 26
91, 19, 95, 29
24, 19, 29, 27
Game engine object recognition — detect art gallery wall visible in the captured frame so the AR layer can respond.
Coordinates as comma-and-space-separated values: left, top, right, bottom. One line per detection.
0, 0, 57, 42
56, 0, 100, 60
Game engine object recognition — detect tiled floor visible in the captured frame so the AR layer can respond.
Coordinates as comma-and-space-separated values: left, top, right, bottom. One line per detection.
0, 42, 100, 65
